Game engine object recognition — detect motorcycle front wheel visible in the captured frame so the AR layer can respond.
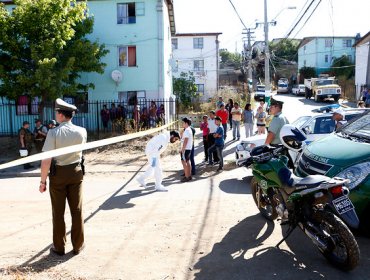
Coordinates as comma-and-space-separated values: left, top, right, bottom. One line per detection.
251, 177, 278, 221
313, 211, 360, 271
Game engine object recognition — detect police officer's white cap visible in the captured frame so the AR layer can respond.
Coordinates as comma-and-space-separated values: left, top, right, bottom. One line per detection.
55, 98, 77, 111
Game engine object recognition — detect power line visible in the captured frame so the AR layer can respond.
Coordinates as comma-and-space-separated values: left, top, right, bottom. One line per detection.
292, 0, 322, 39
285, 0, 317, 38
227, 0, 247, 29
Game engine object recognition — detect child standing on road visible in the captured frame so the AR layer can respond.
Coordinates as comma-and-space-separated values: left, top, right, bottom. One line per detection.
255, 106, 266, 135
200, 115, 209, 162
207, 116, 224, 171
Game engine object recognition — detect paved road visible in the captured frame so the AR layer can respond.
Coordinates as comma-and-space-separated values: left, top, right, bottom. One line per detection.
0, 95, 368, 280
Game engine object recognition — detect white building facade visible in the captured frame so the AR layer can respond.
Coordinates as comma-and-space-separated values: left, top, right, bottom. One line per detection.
354, 31, 370, 99
171, 33, 222, 100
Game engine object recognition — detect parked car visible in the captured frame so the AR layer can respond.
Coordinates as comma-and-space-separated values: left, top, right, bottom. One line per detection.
291, 84, 305, 95
254, 84, 265, 101
277, 78, 289, 94
235, 108, 368, 165
295, 110, 370, 233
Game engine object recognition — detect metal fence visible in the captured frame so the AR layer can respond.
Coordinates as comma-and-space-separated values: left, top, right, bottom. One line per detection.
0, 98, 178, 138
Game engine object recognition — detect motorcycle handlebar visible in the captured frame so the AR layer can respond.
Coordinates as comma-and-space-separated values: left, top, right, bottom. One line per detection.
243, 145, 286, 167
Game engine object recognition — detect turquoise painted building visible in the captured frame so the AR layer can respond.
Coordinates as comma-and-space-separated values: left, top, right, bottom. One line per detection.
298, 36, 355, 75
0, 0, 176, 134
81, 0, 176, 103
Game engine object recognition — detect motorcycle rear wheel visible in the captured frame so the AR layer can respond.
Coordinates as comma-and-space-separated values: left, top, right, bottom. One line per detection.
251, 177, 278, 221
314, 211, 360, 271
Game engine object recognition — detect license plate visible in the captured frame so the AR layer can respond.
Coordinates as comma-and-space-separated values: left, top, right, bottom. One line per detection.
332, 196, 354, 215
327, 95, 332, 98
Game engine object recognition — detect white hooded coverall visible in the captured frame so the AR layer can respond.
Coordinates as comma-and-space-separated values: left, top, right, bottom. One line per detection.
138, 132, 170, 188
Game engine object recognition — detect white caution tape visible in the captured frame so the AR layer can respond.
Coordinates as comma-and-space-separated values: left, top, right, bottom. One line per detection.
0, 121, 178, 171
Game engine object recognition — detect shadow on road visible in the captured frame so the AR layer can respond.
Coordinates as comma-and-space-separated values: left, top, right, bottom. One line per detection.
193, 212, 370, 280
99, 189, 156, 210
218, 176, 251, 194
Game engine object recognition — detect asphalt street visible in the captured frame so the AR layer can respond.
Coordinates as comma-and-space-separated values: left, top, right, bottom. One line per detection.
0, 94, 368, 280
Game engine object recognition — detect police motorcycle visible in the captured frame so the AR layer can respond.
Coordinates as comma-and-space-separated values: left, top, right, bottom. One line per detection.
240, 125, 360, 271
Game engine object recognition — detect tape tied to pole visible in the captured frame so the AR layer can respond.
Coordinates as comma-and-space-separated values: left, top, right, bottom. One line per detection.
0, 121, 178, 171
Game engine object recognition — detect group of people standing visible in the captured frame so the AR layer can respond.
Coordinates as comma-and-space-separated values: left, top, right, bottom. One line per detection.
19, 119, 57, 169
100, 101, 165, 133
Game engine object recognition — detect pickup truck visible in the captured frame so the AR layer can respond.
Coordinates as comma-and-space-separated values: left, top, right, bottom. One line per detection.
304, 76, 341, 102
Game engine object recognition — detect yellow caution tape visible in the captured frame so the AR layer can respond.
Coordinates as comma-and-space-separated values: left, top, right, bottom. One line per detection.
0, 121, 178, 170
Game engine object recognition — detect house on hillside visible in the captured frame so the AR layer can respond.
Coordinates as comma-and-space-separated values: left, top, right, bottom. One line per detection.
354, 31, 370, 100
171, 33, 222, 100
0, 0, 176, 134
298, 36, 356, 75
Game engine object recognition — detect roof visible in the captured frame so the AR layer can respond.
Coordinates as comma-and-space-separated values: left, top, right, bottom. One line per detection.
353, 31, 370, 47
174, 32, 222, 37
297, 36, 356, 50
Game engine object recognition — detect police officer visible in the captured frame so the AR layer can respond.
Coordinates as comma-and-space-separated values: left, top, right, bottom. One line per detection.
265, 97, 289, 146
332, 108, 347, 131
19, 121, 33, 169
33, 119, 48, 153
39, 98, 87, 256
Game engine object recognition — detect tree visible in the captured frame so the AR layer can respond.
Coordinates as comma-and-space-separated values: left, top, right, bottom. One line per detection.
270, 39, 299, 63
173, 72, 198, 109
331, 55, 354, 79
0, 0, 108, 104
299, 67, 316, 83
219, 49, 242, 69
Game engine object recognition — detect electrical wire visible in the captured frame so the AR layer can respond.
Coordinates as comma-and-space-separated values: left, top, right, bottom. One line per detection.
227, 0, 247, 29
291, 0, 322, 39
285, 0, 317, 38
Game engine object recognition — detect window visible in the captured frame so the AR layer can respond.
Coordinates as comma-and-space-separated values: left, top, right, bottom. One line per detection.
16, 95, 39, 115
117, 2, 144, 24
118, 46, 137, 67
194, 60, 204, 71
196, 84, 204, 96
325, 39, 333, 48
303, 46, 306, 53
171, 38, 178, 49
304, 60, 306, 67
348, 55, 352, 62
343, 39, 352, 48
193, 38, 203, 49
118, 91, 146, 105
325, 54, 329, 63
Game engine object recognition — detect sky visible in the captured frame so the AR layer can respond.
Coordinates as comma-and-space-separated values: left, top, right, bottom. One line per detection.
173, 0, 370, 52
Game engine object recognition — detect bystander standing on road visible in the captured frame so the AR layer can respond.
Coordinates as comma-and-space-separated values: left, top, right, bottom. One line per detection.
225, 99, 234, 130
255, 106, 266, 135
200, 115, 209, 162
216, 96, 224, 109
358, 101, 365, 108
208, 111, 219, 163
100, 105, 110, 132
190, 124, 196, 176
208, 116, 224, 171
180, 117, 193, 182
243, 103, 254, 138
39, 98, 87, 256
265, 98, 289, 146
149, 101, 157, 128
216, 104, 229, 140
136, 130, 180, 191
231, 102, 242, 140
19, 121, 33, 170
33, 119, 48, 153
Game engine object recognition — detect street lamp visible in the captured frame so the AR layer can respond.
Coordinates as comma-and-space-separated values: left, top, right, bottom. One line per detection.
260, 2, 296, 105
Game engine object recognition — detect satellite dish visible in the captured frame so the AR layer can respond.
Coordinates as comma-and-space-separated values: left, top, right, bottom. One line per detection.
111, 70, 123, 83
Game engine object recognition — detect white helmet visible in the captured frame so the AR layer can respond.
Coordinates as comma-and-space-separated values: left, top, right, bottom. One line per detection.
280, 124, 307, 152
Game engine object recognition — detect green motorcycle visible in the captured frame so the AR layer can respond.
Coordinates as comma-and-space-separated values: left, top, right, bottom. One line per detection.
243, 126, 360, 271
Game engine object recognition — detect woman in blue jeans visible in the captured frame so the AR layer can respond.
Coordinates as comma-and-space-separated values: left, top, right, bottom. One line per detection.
207, 116, 224, 171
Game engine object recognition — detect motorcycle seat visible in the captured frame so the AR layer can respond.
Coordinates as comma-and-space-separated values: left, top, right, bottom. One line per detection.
290, 174, 329, 188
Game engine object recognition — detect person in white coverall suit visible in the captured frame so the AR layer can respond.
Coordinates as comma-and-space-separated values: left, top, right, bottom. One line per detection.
136, 130, 180, 191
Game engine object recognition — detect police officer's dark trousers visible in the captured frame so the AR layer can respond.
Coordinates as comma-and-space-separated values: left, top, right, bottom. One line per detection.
49, 163, 84, 252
